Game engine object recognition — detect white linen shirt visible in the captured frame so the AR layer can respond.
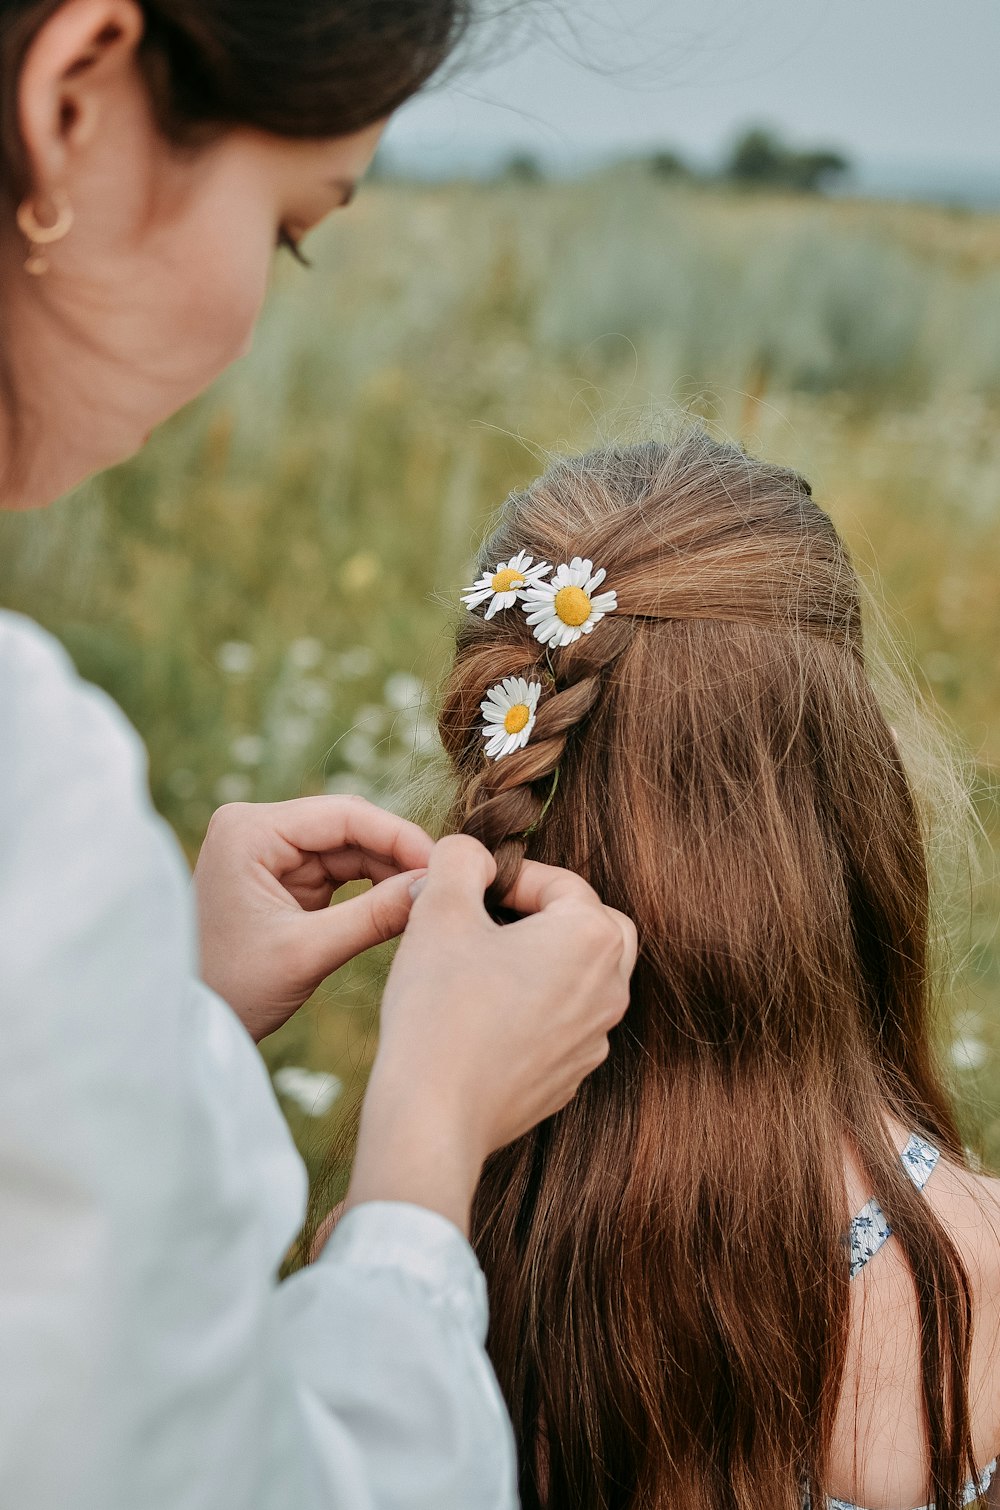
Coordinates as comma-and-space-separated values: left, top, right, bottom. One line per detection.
0, 609, 518, 1510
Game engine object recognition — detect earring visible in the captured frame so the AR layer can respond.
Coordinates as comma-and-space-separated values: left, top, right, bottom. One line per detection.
15, 191, 74, 276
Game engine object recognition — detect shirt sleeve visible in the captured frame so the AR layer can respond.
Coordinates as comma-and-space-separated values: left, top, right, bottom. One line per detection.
0, 611, 517, 1510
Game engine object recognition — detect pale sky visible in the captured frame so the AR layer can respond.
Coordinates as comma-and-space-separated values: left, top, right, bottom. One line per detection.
386, 0, 1000, 182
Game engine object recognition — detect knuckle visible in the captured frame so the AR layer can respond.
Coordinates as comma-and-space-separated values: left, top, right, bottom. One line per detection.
370, 889, 404, 946
337, 792, 368, 812
587, 911, 624, 960
564, 875, 599, 906
207, 800, 253, 835
435, 833, 486, 861
589, 1035, 612, 1071
602, 988, 630, 1030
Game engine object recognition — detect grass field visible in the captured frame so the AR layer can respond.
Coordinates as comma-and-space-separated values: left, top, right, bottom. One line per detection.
2, 172, 998, 1184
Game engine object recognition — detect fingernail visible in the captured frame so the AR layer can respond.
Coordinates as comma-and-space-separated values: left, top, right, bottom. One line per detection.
408, 873, 428, 902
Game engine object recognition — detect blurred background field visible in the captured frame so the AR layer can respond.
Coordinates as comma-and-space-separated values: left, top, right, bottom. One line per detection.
1, 172, 998, 1183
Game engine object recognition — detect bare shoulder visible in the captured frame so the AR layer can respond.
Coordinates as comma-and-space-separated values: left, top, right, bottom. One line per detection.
932, 1155, 1000, 1468
937, 1158, 1000, 1265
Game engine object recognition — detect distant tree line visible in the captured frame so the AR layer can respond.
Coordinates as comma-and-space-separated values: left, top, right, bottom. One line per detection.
498, 126, 851, 196
723, 127, 849, 193
647, 125, 850, 194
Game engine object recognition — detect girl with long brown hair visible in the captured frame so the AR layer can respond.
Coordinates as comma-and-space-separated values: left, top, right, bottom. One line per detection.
440, 430, 1000, 1510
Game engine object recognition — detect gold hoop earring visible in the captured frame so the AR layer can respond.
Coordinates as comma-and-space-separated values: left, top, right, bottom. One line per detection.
16, 191, 74, 276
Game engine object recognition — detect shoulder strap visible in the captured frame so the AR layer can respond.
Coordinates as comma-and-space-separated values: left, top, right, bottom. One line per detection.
848, 1134, 940, 1280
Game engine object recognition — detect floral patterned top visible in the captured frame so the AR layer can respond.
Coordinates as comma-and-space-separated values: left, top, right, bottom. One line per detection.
813, 1134, 997, 1510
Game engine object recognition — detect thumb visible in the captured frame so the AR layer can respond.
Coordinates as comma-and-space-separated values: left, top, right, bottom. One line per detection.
294, 869, 427, 981
414, 834, 497, 920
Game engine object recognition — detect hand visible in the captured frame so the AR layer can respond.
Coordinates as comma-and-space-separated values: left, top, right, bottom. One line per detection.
193, 796, 434, 1041
347, 836, 637, 1234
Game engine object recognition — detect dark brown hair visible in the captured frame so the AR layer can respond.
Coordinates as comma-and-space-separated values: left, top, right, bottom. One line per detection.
0, 0, 473, 201
438, 433, 978, 1510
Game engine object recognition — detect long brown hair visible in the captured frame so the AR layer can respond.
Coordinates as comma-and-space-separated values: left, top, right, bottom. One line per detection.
438, 432, 977, 1510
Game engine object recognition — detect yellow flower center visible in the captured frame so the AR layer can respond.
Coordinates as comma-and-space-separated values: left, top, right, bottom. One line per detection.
504, 703, 531, 735
491, 567, 526, 594
554, 584, 592, 627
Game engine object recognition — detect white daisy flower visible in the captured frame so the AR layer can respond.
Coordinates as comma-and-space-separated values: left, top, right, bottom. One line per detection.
481, 676, 543, 760
522, 557, 618, 648
461, 550, 552, 620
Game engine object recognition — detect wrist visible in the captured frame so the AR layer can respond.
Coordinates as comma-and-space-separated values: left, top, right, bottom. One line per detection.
346, 1059, 485, 1237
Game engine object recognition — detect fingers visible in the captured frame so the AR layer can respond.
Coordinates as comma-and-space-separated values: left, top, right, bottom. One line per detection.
500, 857, 602, 917
606, 906, 639, 979
294, 869, 426, 978
411, 835, 497, 922
266, 796, 434, 875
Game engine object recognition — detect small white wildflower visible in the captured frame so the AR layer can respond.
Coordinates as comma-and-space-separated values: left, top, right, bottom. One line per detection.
950, 1035, 989, 1072
273, 1067, 343, 1117
289, 637, 325, 671
481, 676, 542, 761
384, 672, 424, 711
522, 558, 618, 649
230, 735, 265, 767
462, 550, 552, 620
216, 640, 257, 676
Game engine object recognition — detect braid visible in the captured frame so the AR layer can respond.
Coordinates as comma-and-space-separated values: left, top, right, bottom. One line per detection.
454, 617, 634, 909
438, 433, 838, 911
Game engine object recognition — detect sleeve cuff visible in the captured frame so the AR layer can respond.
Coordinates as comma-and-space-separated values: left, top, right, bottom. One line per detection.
317, 1201, 489, 1337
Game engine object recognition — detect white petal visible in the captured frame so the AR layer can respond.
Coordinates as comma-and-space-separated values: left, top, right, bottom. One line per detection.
590, 591, 618, 614
462, 587, 493, 609
483, 596, 504, 620
586, 567, 607, 592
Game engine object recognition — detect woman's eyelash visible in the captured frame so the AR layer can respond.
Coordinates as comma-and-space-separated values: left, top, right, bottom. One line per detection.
276, 226, 312, 268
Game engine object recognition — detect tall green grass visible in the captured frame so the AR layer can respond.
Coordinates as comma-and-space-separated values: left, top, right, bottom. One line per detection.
2, 174, 998, 1178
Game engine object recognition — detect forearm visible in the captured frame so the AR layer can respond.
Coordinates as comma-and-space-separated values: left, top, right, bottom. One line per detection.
346, 1061, 484, 1238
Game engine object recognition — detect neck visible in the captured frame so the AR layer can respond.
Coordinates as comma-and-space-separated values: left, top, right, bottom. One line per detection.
0, 286, 115, 511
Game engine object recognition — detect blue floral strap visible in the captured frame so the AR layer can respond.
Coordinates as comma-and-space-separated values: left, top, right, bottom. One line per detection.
848, 1134, 940, 1280
822, 1455, 996, 1509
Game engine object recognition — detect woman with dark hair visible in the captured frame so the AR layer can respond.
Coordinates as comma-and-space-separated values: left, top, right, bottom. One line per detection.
0, 4, 637, 1508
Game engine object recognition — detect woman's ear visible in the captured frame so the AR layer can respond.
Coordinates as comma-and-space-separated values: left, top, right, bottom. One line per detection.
17, 0, 145, 190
